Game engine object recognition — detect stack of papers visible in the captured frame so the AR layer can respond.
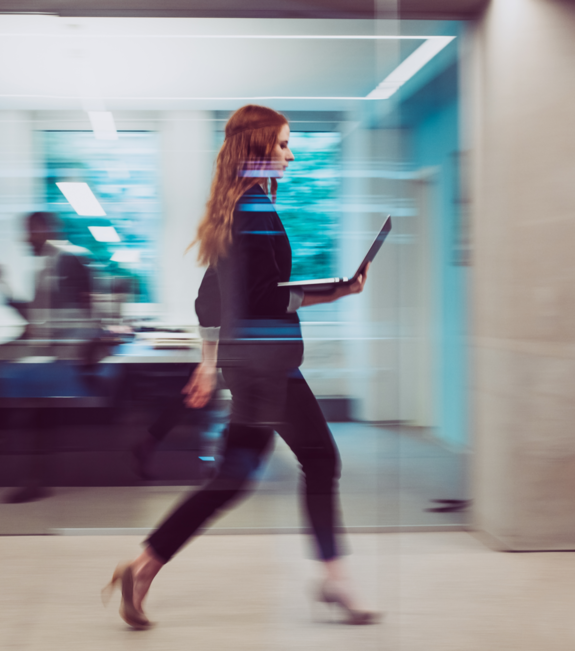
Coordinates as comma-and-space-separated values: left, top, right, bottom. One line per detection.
136, 331, 201, 350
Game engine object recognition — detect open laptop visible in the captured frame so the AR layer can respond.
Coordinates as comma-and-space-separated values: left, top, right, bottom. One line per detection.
278, 215, 392, 293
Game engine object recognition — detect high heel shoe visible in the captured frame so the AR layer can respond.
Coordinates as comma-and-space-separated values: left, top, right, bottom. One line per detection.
317, 580, 382, 625
102, 563, 152, 630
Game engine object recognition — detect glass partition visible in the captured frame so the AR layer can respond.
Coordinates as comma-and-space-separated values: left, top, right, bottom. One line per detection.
0, 15, 468, 537
42, 130, 162, 303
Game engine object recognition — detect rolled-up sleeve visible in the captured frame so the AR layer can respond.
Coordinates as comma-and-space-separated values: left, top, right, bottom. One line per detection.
287, 288, 304, 313
198, 325, 220, 341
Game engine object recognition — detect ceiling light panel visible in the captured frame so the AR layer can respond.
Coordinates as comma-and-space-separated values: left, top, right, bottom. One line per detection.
0, 17, 457, 109
111, 249, 140, 263
88, 111, 118, 139
367, 36, 455, 99
56, 182, 106, 217
88, 225, 120, 242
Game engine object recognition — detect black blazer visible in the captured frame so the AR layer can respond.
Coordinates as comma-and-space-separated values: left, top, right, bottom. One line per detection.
195, 184, 303, 370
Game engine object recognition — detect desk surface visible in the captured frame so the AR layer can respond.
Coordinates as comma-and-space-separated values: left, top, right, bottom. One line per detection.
100, 340, 201, 364
0, 339, 202, 364
0, 341, 201, 406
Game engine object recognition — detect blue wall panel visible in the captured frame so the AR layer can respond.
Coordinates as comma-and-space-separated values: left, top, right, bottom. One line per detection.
408, 65, 469, 450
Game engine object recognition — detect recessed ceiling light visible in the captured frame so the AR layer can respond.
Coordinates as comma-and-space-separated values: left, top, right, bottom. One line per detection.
111, 249, 140, 263
56, 182, 106, 216
88, 111, 118, 140
88, 225, 120, 242
0, 35, 455, 103
367, 36, 455, 99
0, 33, 450, 41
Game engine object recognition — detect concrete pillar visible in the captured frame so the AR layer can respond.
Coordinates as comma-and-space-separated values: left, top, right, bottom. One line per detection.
469, 0, 575, 549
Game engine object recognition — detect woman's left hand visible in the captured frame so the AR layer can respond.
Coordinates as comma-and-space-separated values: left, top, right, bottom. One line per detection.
339, 261, 370, 297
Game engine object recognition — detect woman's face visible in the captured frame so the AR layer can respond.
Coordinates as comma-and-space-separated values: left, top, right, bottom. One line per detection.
270, 124, 294, 178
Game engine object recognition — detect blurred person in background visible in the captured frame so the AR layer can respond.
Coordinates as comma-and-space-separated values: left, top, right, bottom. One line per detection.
9, 211, 92, 344
2, 212, 99, 503
9, 211, 124, 367
103, 105, 378, 628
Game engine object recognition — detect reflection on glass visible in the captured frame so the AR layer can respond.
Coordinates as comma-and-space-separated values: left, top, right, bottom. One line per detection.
276, 132, 341, 280
41, 131, 161, 303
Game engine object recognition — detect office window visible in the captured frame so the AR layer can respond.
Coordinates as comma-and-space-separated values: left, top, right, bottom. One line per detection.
41, 131, 161, 302
214, 128, 341, 281
276, 132, 341, 280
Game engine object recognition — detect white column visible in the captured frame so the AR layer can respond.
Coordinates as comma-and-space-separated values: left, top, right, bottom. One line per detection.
158, 111, 216, 325
0, 111, 38, 303
340, 126, 433, 423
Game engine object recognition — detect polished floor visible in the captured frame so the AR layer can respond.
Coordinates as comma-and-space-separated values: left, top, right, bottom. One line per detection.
2, 531, 575, 650
0, 423, 469, 535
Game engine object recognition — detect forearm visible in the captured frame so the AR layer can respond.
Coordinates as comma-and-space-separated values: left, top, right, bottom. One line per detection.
301, 289, 341, 308
184, 338, 218, 408
301, 264, 370, 308
201, 339, 218, 366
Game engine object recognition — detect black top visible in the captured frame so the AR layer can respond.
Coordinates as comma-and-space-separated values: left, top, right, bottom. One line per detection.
195, 184, 303, 369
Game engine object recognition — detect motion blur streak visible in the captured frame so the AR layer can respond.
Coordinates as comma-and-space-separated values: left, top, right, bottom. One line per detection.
2, 0, 575, 647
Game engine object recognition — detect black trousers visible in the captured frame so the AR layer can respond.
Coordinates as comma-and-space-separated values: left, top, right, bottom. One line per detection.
146, 368, 342, 562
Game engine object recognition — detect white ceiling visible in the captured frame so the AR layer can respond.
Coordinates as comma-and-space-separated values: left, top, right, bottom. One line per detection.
0, 15, 456, 112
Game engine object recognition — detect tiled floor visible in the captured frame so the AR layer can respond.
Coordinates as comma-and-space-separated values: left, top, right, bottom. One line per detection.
2, 531, 575, 650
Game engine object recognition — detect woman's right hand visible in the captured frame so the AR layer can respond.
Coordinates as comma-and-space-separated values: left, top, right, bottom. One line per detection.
337, 261, 370, 297
182, 362, 217, 408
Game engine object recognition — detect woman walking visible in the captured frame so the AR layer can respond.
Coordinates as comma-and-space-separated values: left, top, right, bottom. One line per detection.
103, 105, 378, 627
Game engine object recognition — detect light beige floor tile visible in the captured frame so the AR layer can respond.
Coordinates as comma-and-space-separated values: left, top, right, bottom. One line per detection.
3, 532, 575, 650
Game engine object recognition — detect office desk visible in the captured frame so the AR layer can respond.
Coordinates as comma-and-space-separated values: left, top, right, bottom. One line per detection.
0, 339, 202, 404
100, 339, 202, 365
0, 339, 212, 495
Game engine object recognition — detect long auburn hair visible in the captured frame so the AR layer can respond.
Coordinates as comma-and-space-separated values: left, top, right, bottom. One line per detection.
190, 105, 289, 266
